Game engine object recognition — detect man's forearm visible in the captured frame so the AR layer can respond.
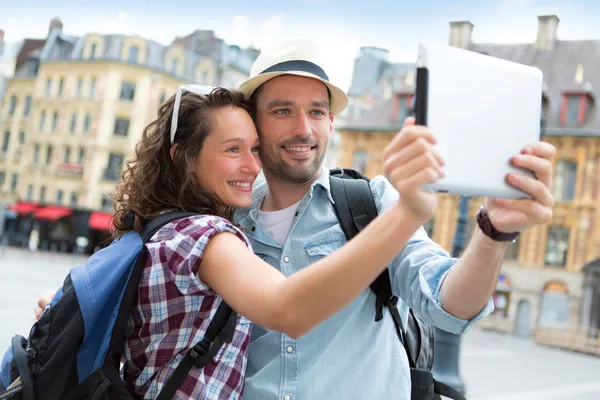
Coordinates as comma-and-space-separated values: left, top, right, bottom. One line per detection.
439, 226, 508, 320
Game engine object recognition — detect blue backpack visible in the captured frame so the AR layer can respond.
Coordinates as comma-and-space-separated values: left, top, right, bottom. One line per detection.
0, 211, 237, 400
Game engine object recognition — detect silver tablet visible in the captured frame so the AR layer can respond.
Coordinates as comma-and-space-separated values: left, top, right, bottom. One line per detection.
415, 43, 543, 199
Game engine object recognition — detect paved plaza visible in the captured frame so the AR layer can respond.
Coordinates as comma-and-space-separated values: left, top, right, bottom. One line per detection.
1, 247, 599, 399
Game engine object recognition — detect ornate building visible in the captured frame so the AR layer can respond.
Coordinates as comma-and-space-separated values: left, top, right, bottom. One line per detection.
339, 15, 600, 355
0, 18, 257, 253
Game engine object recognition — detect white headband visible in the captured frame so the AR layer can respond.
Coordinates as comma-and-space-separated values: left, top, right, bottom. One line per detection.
170, 84, 214, 145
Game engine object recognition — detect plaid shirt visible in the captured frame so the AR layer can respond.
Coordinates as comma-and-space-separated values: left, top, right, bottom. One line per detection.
122, 215, 253, 399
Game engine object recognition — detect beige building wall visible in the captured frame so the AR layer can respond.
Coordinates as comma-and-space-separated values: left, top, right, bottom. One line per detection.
10, 60, 186, 211
0, 77, 35, 202
339, 128, 600, 349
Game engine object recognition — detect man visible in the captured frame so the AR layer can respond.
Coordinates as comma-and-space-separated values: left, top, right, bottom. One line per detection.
233, 39, 554, 400
35, 39, 555, 399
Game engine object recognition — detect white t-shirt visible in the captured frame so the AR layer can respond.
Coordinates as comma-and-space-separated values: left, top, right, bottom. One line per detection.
256, 201, 300, 246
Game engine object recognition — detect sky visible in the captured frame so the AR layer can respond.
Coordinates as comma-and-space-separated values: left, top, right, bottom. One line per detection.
1, 0, 599, 90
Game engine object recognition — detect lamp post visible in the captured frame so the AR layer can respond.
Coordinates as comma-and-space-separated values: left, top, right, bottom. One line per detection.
431, 195, 469, 395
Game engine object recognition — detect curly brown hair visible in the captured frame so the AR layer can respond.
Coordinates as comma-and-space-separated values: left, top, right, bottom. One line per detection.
112, 87, 251, 237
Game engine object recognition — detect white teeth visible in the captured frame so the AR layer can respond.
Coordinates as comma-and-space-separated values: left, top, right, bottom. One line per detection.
287, 146, 312, 152
230, 182, 251, 188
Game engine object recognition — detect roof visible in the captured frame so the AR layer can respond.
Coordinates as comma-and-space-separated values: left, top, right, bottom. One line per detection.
342, 96, 404, 132
14, 38, 45, 76
39, 30, 210, 83
470, 39, 600, 133
35, 28, 257, 82
343, 38, 600, 135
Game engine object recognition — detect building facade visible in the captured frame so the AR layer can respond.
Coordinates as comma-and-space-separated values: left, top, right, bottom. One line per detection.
345, 46, 415, 123
339, 15, 600, 355
0, 18, 257, 252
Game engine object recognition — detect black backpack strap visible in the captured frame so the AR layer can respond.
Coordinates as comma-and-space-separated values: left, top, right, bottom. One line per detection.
434, 380, 467, 400
98, 211, 205, 398
156, 301, 237, 400
329, 170, 416, 368
139, 211, 199, 243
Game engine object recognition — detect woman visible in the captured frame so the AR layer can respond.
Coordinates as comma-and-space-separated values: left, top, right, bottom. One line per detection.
36, 86, 431, 399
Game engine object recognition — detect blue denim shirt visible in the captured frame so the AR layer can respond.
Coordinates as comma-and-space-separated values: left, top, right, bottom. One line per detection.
234, 167, 493, 400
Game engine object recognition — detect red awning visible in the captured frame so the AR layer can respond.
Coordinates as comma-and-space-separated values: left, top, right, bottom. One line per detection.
33, 206, 73, 221
8, 201, 40, 216
89, 211, 114, 231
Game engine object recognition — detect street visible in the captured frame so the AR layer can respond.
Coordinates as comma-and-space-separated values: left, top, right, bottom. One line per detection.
1, 247, 599, 399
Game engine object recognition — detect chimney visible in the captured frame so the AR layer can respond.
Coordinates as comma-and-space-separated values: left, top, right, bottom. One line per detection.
448, 21, 473, 49
48, 17, 63, 37
536, 15, 559, 51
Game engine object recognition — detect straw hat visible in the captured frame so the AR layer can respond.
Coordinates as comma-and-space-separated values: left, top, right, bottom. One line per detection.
238, 39, 349, 114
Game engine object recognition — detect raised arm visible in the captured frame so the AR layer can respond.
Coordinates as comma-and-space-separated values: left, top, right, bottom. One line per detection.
200, 202, 423, 338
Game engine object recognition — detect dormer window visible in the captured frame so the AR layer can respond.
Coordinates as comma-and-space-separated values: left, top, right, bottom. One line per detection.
392, 94, 414, 123
560, 86, 594, 127
563, 94, 580, 126
541, 85, 549, 129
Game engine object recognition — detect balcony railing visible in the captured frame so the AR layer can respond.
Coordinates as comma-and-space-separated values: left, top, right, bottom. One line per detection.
55, 162, 84, 177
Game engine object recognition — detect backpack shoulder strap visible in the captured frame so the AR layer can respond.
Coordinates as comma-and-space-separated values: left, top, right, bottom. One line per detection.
329, 169, 416, 368
328, 168, 394, 320
137, 211, 238, 399
139, 211, 199, 243
156, 301, 236, 400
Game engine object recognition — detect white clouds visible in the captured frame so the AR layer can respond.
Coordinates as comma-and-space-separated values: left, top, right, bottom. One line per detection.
100, 10, 133, 34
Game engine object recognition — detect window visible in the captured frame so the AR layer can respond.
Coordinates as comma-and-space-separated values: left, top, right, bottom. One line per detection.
128, 46, 139, 63
351, 150, 369, 175
83, 114, 91, 133
70, 113, 77, 133
78, 147, 85, 164
64, 146, 71, 163
8, 95, 16, 115
33, 144, 40, 165
90, 78, 96, 98
101, 194, 113, 210
554, 160, 577, 202
76, 78, 83, 98
39, 111, 46, 132
564, 95, 580, 126
423, 219, 434, 238
46, 78, 52, 98
120, 82, 135, 101
58, 78, 64, 97
23, 96, 31, 116
46, 145, 53, 165
40, 186, 46, 203
505, 236, 520, 261
70, 192, 78, 206
159, 92, 166, 104
539, 282, 569, 328
27, 185, 33, 200
396, 96, 411, 122
56, 190, 64, 204
51, 111, 59, 131
202, 71, 208, 83
10, 174, 18, 192
171, 59, 178, 74
27, 60, 38, 75
545, 226, 570, 267
18, 132, 25, 144
492, 290, 511, 318
113, 118, 130, 136
105, 153, 124, 180
90, 43, 97, 59
0, 172, 4, 186
1, 131, 9, 154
